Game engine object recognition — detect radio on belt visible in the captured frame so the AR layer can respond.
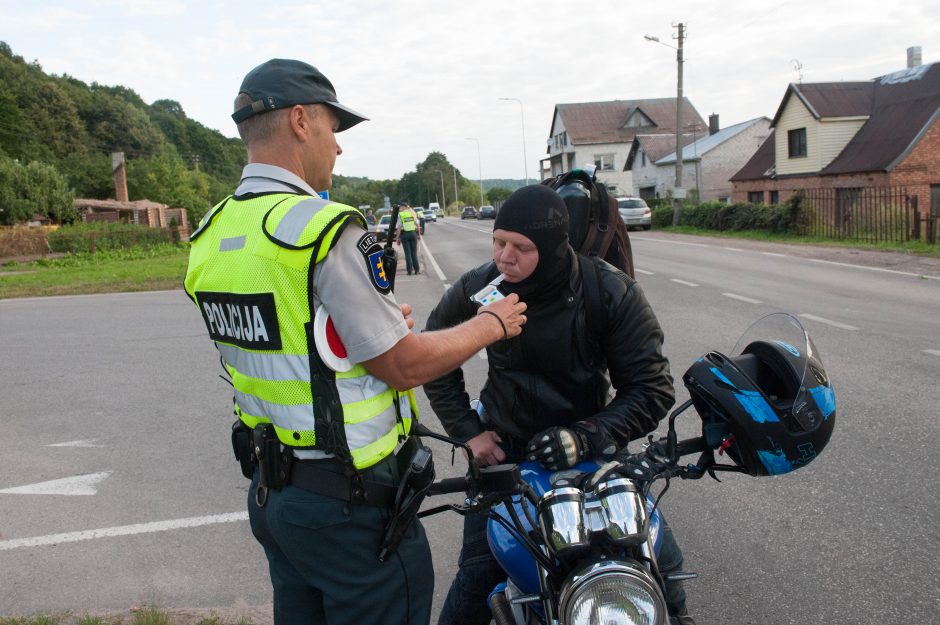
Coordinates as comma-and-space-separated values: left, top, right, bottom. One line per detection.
471, 274, 506, 306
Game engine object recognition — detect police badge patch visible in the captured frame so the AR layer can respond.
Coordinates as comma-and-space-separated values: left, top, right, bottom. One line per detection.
357, 232, 391, 294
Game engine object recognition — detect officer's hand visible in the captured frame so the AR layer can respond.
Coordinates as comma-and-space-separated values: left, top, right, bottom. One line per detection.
526, 427, 590, 470
466, 431, 506, 467
399, 303, 415, 330
477, 293, 527, 340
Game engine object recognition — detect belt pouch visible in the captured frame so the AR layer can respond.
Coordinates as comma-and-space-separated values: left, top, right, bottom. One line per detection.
253, 424, 289, 490
232, 421, 255, 479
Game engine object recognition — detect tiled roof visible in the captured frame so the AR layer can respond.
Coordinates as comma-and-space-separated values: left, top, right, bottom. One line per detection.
554, 98, 705, 145
657, 117, 770, 164
624, 133, 697, 170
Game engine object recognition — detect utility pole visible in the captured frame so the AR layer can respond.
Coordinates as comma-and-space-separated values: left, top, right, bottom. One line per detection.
673, 22, 685, 226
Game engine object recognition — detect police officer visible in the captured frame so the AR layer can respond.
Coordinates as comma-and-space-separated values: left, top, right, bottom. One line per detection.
184, 58, 527, 625
396, 202, 421, 275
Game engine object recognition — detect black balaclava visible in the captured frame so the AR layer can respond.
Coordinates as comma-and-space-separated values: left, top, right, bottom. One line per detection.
494, 185, 572, 307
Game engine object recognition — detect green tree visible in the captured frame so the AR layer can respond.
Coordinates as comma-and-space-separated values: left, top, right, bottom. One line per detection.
487, 186, 512, 204
0, 155, 74, 224
126, 145, 212, 225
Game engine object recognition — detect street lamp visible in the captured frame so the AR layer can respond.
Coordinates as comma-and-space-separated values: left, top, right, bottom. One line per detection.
453, 167, 459, 213
645, 24, 686, 226
498, 97, 529, 185
465, 137, 485, 207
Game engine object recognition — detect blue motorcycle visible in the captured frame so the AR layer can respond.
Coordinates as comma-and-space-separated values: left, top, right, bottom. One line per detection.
418, 313, 837, 625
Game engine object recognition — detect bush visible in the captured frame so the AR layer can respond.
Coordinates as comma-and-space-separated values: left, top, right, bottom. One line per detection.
654, 197, 813, 235
47, 222, 172, 254
651, 206, 674, 228
0, 226, 51, 257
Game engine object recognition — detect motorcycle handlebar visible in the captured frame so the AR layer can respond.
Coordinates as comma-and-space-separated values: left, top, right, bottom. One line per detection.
428, 476, 469, 496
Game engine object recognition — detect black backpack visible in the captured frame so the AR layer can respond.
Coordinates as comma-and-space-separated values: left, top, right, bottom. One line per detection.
542, 169, 635, 279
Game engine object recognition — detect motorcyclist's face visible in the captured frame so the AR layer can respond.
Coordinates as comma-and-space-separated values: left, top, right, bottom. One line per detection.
493, 229, 539, 283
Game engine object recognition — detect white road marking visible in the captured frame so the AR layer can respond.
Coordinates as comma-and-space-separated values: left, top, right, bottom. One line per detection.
419, 238, 447, 280
635, 268, 655, 276
671, 279, 700, 287
762, 252, 786, 257
722, 293, 762, 304
0, 511, 248, 551
807, 258, 940, 281
798, 314, 859, 331
723, 247, 745, 251
0, 471, 112, 496
630, 237, 709, 248
46, 439, 103, 448
923, 349, 940, 357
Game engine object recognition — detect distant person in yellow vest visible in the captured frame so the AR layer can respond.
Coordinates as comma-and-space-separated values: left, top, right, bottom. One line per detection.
184, 58, 527, 625
396, 202, 422, 275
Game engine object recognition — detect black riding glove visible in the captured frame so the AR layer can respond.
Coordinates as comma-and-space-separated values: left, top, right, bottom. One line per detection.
616, 441, 674, 482
526, 427, 590, 470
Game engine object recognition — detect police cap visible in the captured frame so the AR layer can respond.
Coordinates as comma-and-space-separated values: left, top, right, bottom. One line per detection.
232, 59, 369, 132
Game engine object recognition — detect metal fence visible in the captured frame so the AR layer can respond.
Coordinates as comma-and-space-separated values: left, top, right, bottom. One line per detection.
798, 187, 919, 243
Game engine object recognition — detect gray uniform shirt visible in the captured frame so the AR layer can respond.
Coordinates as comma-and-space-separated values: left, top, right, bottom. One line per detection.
235, 164, 410, 458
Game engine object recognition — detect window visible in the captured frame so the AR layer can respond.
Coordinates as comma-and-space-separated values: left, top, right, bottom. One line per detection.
770, 190, 780, 205
788, 128, 807, 158
594, 154, 615, 171
640, 151, 647, 167
748, 191, 764, 204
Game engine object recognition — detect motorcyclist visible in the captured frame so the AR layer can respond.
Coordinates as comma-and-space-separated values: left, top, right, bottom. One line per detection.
423, 185, 693, 625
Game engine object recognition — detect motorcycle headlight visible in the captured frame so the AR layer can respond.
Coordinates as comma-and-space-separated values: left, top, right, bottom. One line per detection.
559, 561, 666, 625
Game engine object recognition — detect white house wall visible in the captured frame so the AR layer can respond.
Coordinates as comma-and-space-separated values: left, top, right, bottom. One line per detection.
818, 117, 868, 167
775, 98, 820, 175
579, 142, 635, 196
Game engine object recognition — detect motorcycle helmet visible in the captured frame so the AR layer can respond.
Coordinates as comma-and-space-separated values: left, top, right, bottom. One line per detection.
682, 316, 836, 476
553, 170, 594, 248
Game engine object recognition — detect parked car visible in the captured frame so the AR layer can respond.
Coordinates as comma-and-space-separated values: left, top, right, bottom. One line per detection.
461, 206, 477, 219
372, 215, 392, 241
617, 197, 652, 230
423, 209, 437, 223
478, 205, 496, 219
427, 202, 441, 218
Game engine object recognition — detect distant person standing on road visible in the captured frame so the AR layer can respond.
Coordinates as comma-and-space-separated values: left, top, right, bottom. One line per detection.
396, 202, 422, 275
183, 58, 527, 625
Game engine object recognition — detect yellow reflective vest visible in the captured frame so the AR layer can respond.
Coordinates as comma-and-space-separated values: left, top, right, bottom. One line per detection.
184, 192, 416, 469
400, 209, 417, 232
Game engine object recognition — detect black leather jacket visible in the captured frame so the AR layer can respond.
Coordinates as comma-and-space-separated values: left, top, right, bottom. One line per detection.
423, 251, 675, 454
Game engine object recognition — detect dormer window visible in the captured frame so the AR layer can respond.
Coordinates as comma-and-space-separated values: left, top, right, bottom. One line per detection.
625, 110, 653, 129
788, 128, 807, 158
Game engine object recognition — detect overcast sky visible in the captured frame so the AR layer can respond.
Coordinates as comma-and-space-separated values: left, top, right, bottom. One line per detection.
3, 0, 939, 182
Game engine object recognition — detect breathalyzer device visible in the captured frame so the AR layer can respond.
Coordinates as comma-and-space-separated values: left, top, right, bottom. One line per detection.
471, 274, 507, 306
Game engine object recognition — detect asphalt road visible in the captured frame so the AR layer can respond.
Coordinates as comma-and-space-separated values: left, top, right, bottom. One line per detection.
1, 222, 938, 624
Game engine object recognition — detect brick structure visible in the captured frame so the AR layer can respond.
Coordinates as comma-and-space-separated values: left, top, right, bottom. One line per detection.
73, 198, 190, 239
732, 60, 940, 219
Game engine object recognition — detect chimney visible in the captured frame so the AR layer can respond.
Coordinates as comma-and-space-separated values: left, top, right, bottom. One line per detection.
708, 113, 720, 136
112, 152, 129, 202
907, 46, 922, 68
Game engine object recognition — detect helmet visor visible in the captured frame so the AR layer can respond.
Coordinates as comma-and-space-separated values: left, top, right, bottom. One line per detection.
730, 313, 823, 432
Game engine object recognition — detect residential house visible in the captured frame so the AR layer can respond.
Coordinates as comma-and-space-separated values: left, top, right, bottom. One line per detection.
627, 115, 771, 201
542, 98, 705, 196
731, 50, 940, 219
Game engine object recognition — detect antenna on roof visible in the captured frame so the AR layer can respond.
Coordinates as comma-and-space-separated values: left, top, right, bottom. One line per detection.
791, 59, 803, 84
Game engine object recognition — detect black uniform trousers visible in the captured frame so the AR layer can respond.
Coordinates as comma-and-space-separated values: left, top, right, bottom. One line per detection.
248, 454, 434, 625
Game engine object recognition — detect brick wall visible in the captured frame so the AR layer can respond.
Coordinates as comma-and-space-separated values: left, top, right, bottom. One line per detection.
732, 117, 940, 214
890, 116, 940, 214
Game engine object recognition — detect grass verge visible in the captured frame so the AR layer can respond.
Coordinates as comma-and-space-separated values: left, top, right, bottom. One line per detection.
0, 244, 189, 299
657, 226, 940, 258
0, 607, 254, 625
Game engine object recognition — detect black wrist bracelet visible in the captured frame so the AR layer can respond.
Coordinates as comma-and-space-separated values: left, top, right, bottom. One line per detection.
478, 310, 508, 340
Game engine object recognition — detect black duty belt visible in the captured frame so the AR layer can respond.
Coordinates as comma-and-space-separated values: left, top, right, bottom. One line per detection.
288, 458, 398, 509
